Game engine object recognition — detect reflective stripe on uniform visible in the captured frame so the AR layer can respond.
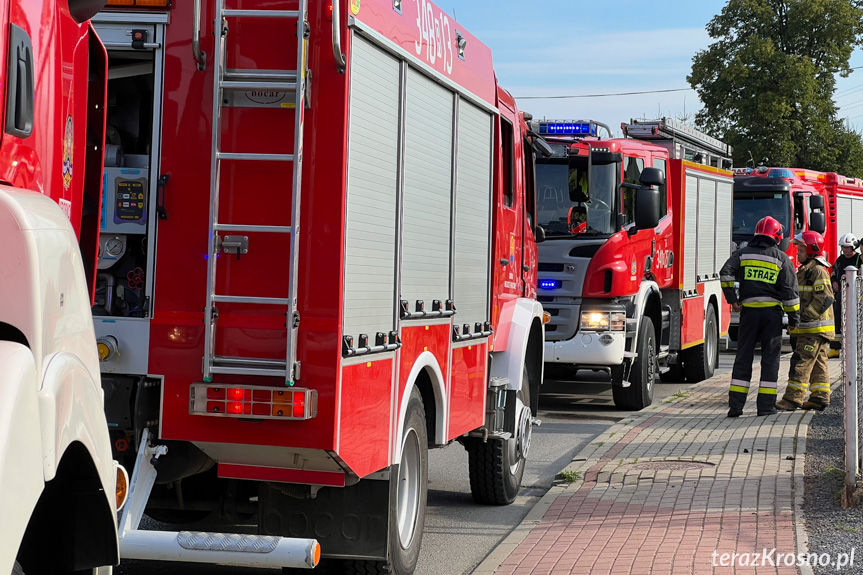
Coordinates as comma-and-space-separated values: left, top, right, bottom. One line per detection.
741, 253, 784, 267
759, 380, 778, 389
759, 387, 778, 395
791, 318, 835, 334
787, 380, 808, 391
721, 282, 735, 288
720, 275, 736, 283
730, 378, 750, 394
741, 259, 781, 272
783, 303, 800, 312
809, 384, 831, 392
743, 301, 781, 308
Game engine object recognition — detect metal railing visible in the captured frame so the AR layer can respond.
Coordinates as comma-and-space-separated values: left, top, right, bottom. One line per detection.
840, 268, 863, 505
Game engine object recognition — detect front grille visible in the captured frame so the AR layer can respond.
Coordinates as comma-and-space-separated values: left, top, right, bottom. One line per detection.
538, 262, 564, 272
569, 244, 602, 258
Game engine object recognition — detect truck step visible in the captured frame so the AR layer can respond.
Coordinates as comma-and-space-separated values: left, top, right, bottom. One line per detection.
119, 530, 319, 568
210, 356, 289, 378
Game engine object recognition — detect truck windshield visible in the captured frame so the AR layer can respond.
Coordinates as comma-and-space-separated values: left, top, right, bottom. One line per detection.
732, 192, 791, 239
536, 157, 618, 237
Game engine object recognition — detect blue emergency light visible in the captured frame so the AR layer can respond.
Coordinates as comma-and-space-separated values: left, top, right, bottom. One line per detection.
537, 121, 597, 137
539, 279, 562, 290
767, 168, 795, 179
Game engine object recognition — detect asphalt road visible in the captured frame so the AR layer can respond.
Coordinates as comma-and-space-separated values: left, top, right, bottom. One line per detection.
116, 351, 740, 575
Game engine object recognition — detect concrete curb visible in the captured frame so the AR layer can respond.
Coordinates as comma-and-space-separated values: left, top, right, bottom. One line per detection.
471, 482, 568, 575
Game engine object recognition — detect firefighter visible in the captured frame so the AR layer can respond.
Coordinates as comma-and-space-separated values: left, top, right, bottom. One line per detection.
828, 232, 862, 358
776, 231, 835, 411
720, 216, 800, 417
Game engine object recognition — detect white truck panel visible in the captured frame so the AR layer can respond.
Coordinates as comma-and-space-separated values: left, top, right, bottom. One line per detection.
683, 174, 699, 290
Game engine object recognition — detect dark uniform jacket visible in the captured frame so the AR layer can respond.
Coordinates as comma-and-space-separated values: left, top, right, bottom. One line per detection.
792, 258, 835, 340
831, 253, 863, 285
720, 236, 800, 325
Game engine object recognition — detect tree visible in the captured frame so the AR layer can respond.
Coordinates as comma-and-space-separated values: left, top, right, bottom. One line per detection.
688, 0, 863, 177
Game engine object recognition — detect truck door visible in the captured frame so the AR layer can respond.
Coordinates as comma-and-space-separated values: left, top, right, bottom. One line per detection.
521, 132, 538, 298
492, 109, 523, 310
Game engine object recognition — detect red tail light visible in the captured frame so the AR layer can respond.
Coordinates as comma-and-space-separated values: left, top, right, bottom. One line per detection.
190, 384, 317, 420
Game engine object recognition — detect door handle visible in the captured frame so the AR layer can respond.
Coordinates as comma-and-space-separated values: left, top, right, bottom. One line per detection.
500, 258, 509, 266
522, 264, 530, 272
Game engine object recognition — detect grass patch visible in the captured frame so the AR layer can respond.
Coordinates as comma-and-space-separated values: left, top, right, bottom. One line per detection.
824, 465, 843, 475
836, 522, 860, 533
558, 470, 582, 484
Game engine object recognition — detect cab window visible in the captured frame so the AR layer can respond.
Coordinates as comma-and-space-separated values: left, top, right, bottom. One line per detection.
523, 137, 536, 227
501, 118, 514, 208
652, 158, 668, 218
794, 193, 805, 233
622, 156, 644, 225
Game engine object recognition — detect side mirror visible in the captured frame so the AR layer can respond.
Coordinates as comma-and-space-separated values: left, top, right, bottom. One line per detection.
809, 195, 825, 210
532, 136, 554, 158
779, 236, 791, 252
639, 167, 665, 188
634, 185, 660, 231
535, 225, 546, 243
809, 212, 826, 234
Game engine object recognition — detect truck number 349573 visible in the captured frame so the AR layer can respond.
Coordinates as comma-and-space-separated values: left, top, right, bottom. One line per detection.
412, 0, 453, 74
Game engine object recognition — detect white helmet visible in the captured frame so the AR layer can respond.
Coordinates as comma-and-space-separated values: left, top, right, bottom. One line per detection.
840, 233, 859, 248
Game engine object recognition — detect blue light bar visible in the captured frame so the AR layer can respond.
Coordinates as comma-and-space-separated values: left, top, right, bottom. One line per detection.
767, 168, 795, 179
537, 121, 597, 137
539, 279, 562, 290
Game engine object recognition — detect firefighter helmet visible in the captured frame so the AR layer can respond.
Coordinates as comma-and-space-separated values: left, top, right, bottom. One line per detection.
754, 216, 784, 244
839, 233, 859, 249
792, 230, 825, 258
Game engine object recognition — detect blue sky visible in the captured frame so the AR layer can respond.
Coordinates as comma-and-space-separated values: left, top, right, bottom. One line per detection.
448, 1, 863, 136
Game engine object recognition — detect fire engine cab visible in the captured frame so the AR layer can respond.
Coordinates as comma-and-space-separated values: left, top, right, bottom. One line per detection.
90, 0, 545, 572
534, 117, 734, 409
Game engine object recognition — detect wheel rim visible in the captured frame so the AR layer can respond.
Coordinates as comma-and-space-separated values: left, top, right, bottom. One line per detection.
397, 428, 421, 549
707, 314, 717, 370
646, 335, 656, 393
507, 396, 531, 474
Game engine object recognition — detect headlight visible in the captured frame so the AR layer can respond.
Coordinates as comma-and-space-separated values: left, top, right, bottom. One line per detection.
580, 311, 626, 331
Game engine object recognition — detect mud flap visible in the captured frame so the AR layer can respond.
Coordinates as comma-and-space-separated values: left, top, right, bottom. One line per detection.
258, 470, 394, 561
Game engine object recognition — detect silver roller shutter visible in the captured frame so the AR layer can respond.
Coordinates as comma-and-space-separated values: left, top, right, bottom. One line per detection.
401, 69, 454, 308
342, 36, 400, 339
697, 177, 716, 278
452, 99, 492, 328
715, 180, 733, 272
684, 173, 699, 290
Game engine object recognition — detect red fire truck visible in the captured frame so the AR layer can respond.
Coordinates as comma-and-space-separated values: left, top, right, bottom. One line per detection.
728, 166, 863, 338
90, 0, 545, 571
0, 0, 128, 574
535, 117, 734, 409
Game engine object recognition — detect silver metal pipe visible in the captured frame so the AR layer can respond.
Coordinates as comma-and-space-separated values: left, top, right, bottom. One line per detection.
332, 0, 346, 73
192, 0, 206, 71
844, 267, 859, 505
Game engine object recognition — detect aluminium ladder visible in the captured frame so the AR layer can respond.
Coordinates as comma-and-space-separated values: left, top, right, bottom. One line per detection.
202, 0, 308, 384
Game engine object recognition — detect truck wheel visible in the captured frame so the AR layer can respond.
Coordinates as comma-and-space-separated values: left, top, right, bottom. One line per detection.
683, 304, 718, 382
338, 387, 429, 575
612, 318, 656, 410
466, 366, 531, 505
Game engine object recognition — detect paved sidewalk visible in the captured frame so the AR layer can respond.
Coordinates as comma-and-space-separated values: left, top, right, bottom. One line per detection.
475, 358, 841, 575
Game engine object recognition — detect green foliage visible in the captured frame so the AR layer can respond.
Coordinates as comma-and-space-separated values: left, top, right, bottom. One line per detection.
688, 0, 863, 176
558, 470, 582, 484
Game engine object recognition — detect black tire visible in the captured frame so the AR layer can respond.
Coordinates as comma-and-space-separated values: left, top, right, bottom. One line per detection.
466, 366, 531, 505
659, 362, 686, 383
12, 561, 24, 575
682, 304, 718, 382
338, 387, 428, 575
612, 318, 656, 410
